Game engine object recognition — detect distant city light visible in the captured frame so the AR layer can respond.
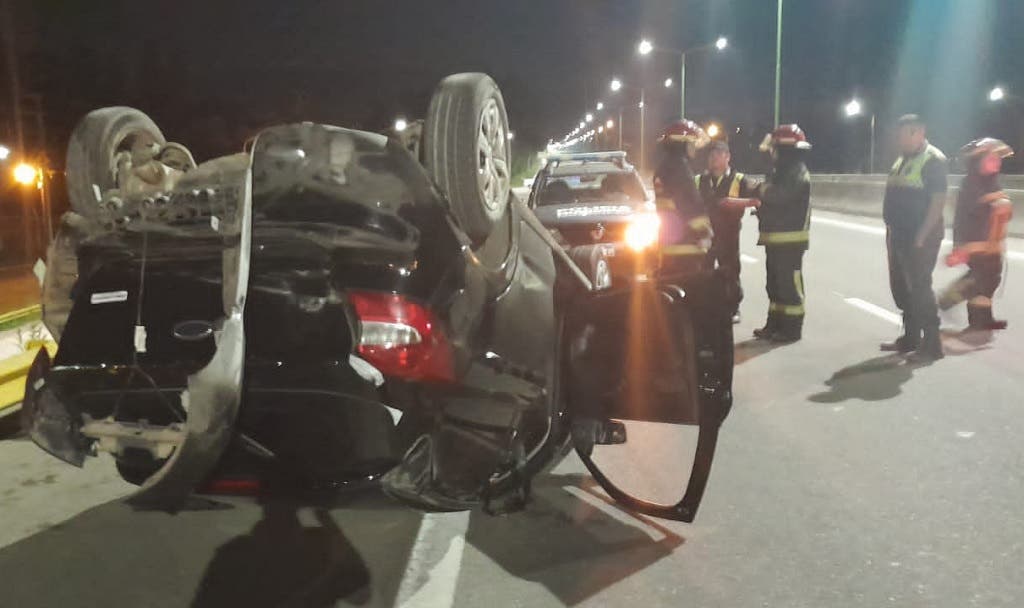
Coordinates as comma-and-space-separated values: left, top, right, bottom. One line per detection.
707, 123, 721, 138
507, 132, 515, 141
579, 121, 586, 129
394, 118, 408, 132
844, 99, 862, 117
610, 78, 623, 92
664, 78, 673, 88
638, 101, 644, 109
638, 39, 654, 56
598, 126, 604, 134
585, 113, 594, 123
0, 145, 10, 161
990, 86, 1006, 102
715, 37, 729, 51
606, 119, 614, 129
596, 102, 604, 111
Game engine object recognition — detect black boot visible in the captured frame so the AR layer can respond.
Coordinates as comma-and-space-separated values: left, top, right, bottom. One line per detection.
753, 314, 777, 339
880, 334, 919, 353
881, 319, 919, 353
968, 304, 1007, 331
908, 328, 944, 362
770, 316, 802, 344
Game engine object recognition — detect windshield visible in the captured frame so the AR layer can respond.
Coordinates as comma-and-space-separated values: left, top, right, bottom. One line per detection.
537, 171, 646, 206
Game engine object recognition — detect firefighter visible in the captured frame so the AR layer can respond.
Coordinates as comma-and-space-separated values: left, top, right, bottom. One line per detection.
696, 140, 761, 324
752, 124, 811, 343
880, 115, 948, 361
652, 120, 714, 280
938, 138, 1014, 330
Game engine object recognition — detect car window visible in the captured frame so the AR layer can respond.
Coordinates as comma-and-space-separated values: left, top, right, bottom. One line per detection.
537, 172, 646, 206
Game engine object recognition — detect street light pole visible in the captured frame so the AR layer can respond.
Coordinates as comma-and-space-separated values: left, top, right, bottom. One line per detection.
618, 108, 623, 149
640, 88, 646, 173
680, 51, 686, 118
869, 113, 876, 174
774, 0, 783, 127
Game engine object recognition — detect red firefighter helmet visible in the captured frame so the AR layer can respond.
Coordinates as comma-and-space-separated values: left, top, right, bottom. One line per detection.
960, 137, 1014, 159
658, 119, 710, 147
760, 124, 812, 151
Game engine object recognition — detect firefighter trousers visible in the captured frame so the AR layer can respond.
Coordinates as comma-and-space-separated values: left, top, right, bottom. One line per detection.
938, 254, 1003, 327
887, 231, 941, 339
764, 245, 806, 335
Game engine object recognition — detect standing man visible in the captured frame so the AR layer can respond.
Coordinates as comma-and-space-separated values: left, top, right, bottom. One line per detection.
752, 124, 812, 344
939, 138, 1014, 330
696, 141, 761, 323
880, 115, 948, 361
652, 120, 714, 279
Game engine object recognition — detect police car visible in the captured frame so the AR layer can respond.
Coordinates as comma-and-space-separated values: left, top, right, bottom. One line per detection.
527, 152, 659, 282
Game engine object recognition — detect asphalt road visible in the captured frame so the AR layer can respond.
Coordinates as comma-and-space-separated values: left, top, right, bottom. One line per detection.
2, 209, 1022, 607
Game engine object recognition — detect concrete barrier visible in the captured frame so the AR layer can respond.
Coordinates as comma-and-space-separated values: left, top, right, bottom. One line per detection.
811, 174, 1024, 237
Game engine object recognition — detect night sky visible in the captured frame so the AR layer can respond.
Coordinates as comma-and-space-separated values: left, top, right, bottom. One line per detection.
11, 0, 1024, 173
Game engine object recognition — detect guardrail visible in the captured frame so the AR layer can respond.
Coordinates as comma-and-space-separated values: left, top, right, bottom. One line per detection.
811, 174, 1024, 237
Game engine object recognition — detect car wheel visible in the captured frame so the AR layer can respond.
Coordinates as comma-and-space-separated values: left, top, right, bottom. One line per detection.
65, 106, 166, 218
569, 245, 614, 291
423, 73, 511, 245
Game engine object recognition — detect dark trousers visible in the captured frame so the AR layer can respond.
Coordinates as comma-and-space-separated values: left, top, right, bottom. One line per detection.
709, 235, 742, 314
886, 230, 941, 338
764, 245, 806, 335
939, 254, 1003, 326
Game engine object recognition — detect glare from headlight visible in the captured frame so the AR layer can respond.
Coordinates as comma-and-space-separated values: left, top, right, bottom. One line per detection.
625, 213, 661, 252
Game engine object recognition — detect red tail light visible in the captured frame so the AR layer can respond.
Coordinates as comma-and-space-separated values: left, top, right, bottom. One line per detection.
348, 291, 456, 383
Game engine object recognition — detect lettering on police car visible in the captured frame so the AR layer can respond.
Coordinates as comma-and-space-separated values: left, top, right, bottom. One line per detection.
555, 205, 632, 218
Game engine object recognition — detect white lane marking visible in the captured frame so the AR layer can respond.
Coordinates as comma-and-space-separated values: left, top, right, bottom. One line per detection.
396, 511, 469, 608
844, 297, 902, 325
562, 486, 666, 542
740, 253, 759, 264
812, 214, 1024, 261
956, 431, 976, 439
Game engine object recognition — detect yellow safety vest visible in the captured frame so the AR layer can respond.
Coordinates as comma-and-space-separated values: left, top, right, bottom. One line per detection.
887, 144, 945, 190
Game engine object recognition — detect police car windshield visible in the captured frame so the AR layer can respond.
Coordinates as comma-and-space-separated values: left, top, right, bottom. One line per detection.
537, 170, 646, 206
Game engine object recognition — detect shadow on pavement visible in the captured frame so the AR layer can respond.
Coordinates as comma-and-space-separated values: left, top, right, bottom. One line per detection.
734, 338, 787, 365
0, 474, 685, 607
941, 328, 996, 357
807, 353, 933, 403
463, 473, 685, 606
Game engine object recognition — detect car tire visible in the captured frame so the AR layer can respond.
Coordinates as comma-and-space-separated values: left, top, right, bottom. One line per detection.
569, 245, 614, 291
65, 106, 166, 218
423, 73, 511, 245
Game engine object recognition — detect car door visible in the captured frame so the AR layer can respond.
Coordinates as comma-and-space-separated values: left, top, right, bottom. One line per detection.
564, 272, 733, 523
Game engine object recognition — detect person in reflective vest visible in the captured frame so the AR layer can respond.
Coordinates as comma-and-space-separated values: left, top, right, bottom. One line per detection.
752, 124, 811, 343
652, 120, 713, 280
880, 114, 948, 361
939, 138, 1014, 330
696, 140, 761, 323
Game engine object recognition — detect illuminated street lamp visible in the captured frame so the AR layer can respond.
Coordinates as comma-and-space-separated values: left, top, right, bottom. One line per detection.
989, 86, 1006, 102
394, 118, 408, 132
706, 123, 721, 138
12, 162, 53, 241
610, 78, 623, 92
664, 78, 673, 88
842, 98, 876, 174
638, 36, 728, 117
606, 119, 614, 129
596, 101, 604, 111
585, 113, 594, 123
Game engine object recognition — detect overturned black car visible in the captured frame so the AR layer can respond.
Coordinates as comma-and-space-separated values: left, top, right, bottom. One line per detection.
23, 73, 734, 522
